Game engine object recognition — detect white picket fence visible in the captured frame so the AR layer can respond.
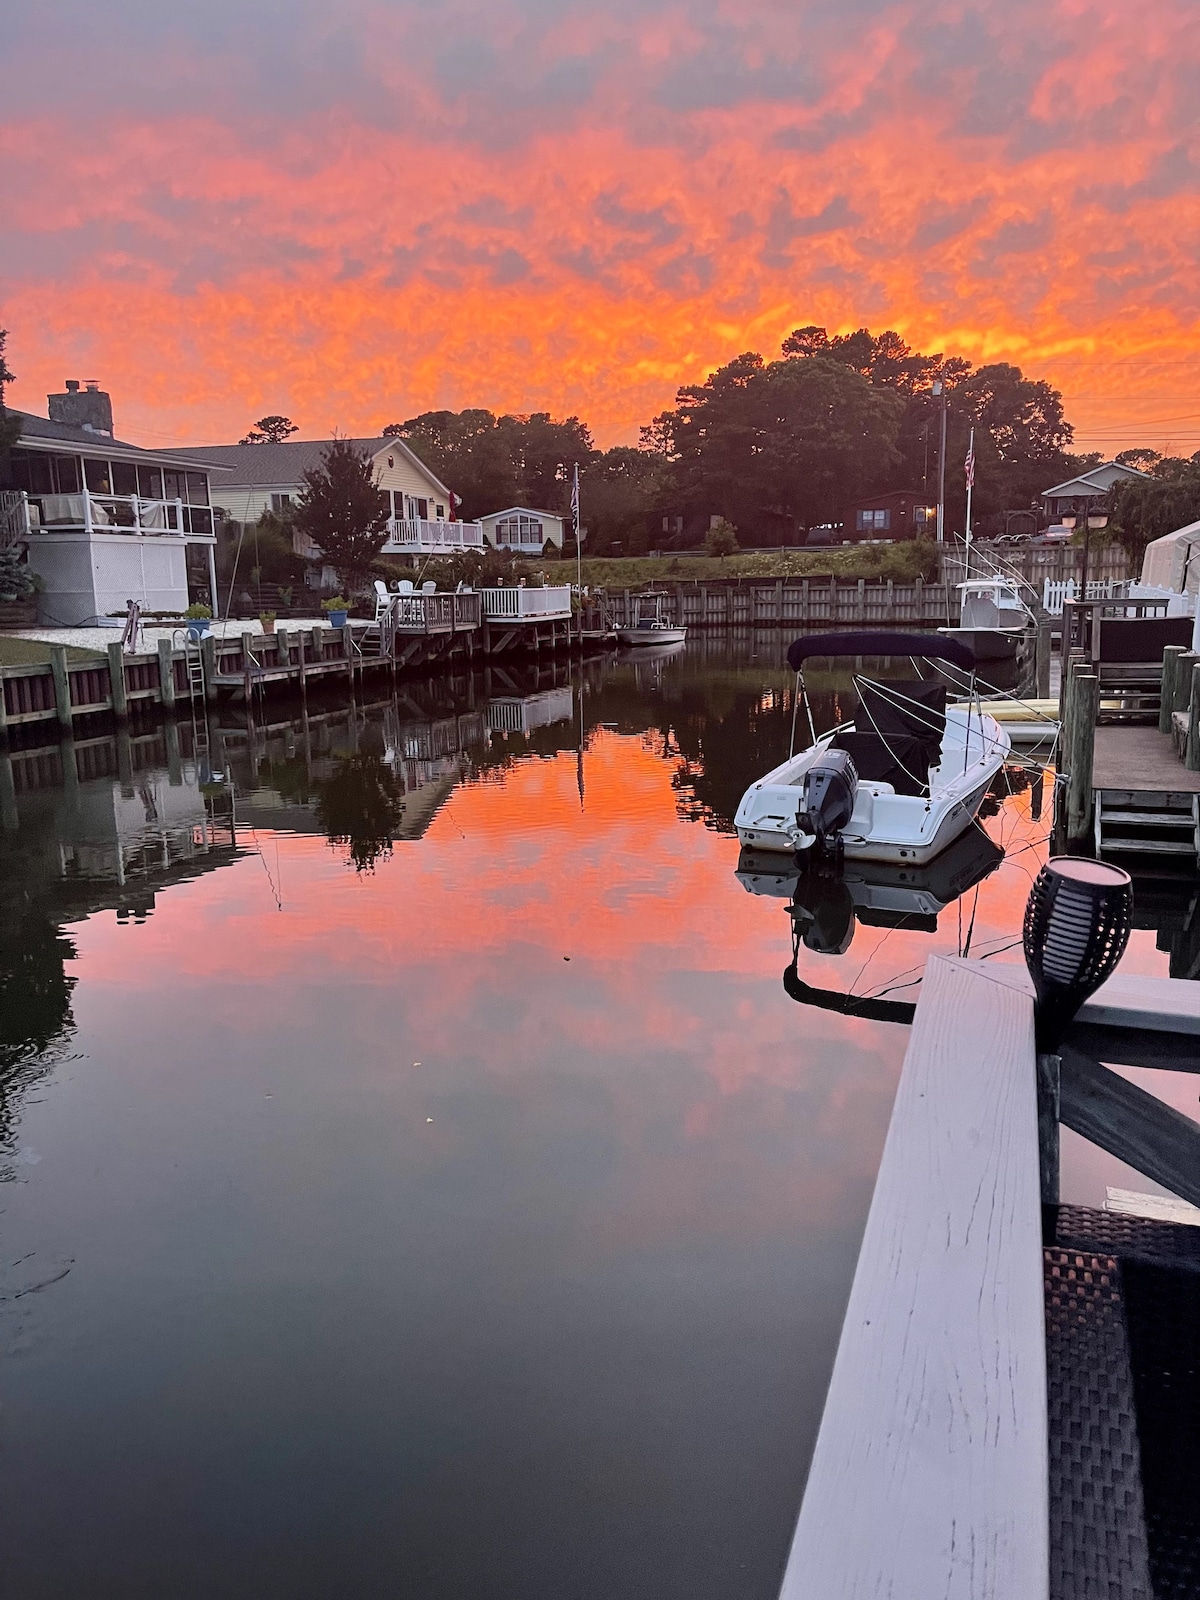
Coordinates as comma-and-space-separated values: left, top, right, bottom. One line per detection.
1041, 577, 1124, 616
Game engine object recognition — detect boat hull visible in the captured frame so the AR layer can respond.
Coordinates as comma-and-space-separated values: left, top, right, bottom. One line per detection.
937, 625, 1033, 663
616, 627, 687, 647
733, 710, 1011, 865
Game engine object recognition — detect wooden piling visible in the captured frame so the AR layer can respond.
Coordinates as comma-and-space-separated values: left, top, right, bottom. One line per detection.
0, 751, 17, 832
201, 633, 217, 701
1035, 622, 1052, 700
106, 640, 128, 721
1036, 1054, 1060, 1207
49, 644, 72, 730
1172, 651, 1199, 722
156, 636, 176, 710
1159, 644, 1185, 733
1187, 660, 1200, 772
1065, 669, 1099, 844
0, 671, 9, 745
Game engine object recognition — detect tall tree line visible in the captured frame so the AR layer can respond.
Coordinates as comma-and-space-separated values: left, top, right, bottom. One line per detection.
389, 328, 1083, 552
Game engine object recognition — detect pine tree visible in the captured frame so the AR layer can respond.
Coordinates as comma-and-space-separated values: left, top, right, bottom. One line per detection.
294, 438, 390, 592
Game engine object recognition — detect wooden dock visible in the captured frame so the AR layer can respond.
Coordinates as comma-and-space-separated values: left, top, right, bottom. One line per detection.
0, 605, 600, 740
779, 953, 1200, 1599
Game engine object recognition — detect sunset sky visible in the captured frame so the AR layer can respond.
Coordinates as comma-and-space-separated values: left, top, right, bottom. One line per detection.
3, 0, 1199, 451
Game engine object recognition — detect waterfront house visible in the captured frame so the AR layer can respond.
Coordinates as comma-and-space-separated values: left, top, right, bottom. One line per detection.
480, 507, 565, 553
1041, 461, 1149, 533
840, 489, 936, 543
171, 437, 484, 561
1, 382, 222, 625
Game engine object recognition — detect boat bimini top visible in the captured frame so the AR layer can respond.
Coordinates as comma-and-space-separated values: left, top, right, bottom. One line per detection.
785, 631, 978, 672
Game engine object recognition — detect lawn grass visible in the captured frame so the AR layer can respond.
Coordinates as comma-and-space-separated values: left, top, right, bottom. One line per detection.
523, 541, 941, 589
0, 635, 105, 666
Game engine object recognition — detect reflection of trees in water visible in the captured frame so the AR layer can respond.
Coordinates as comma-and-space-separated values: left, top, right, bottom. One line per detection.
315, 753, 405, 872
0, 909, 77, 1157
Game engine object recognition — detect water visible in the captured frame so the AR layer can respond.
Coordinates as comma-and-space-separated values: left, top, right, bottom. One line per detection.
0, 637, 1188, 1598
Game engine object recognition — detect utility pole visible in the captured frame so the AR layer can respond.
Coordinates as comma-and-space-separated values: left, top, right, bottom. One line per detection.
933, 380, 948, 544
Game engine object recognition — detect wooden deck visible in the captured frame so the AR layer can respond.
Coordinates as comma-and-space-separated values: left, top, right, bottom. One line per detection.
1092, 724, 1200, 795
779, 953, 1200, 1597
779, 956, 1048, 1599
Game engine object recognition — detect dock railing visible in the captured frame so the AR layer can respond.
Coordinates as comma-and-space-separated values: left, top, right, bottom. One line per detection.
480, 585, 573, 622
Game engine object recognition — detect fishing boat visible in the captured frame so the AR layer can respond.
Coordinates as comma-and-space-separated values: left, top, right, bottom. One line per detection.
733, 632, 1011, 864
939, 577, 1036, 662
616, 592, 687, 648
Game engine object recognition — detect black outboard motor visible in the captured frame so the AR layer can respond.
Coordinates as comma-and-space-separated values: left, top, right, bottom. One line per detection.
795, 748, 857, 855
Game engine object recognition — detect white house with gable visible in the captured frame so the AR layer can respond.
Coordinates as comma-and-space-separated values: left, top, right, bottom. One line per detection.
171, 436, 484, 560
1, 381, 223, 625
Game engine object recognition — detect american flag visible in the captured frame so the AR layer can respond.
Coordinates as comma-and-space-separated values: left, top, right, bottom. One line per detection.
571, 463, 580, 538
964, 428, 976, 490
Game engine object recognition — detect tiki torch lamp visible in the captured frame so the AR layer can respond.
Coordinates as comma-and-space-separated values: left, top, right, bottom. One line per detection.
1023, 857, 1134, 1050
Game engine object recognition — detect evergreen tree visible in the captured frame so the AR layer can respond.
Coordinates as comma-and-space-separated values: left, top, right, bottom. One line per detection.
239, 415, 298, 445
294, 438, 390, 592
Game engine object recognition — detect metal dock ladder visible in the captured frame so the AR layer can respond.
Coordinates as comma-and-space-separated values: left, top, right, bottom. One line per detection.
177, 631, 210, 767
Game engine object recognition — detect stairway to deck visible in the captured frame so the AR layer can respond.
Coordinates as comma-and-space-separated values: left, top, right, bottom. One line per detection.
1092, 725, 1200, 866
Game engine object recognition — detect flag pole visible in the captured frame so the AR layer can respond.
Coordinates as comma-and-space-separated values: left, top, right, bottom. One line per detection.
572, 462, 582, 593
964, 425, 975, 579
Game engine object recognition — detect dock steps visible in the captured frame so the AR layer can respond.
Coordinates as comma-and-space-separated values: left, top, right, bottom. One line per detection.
1096, 791, 1200, 865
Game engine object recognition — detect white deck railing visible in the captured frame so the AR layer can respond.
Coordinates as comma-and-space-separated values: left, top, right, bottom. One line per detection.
23, 492, 214, 538
384, 518, 484, 553
479, 585, 572, 622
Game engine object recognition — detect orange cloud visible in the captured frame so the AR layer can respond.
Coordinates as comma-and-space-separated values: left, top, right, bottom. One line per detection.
3, 0, 1200, 449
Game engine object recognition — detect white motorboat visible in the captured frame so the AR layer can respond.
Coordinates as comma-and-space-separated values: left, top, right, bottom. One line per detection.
616, 592, 687, 647
939, 577, 1036, 662
734, 632, 1011, 865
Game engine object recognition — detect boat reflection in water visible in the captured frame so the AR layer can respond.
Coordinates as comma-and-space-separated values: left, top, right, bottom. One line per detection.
736, 824, 1005, 1022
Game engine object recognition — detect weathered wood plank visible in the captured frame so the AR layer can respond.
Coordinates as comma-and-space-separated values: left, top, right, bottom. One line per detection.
779, 955, 1047, 1600
944, 957, 1200, 1037
1059, 1045, 1200, 1209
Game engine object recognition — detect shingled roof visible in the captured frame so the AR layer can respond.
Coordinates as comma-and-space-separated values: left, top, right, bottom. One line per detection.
9, 409, 228, 471
169, 437, 452, 497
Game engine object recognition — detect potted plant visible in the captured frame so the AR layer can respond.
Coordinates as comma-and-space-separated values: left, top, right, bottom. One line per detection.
185, 602, 213, 640
322, 594, 349, 628
259, 610, 277, 635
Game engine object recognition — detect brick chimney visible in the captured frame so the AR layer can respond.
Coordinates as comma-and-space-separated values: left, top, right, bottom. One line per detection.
49, 378, 114, 436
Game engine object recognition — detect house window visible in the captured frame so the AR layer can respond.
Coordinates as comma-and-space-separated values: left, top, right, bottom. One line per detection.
112, 462, 138, 496
496, 515, 543, 545
913, 505, 934, 525
269, 493, 293, 513
186, 472, 210, 506
138, 465, 164, 500
84, 458, 112, 493
435, 504, 445, 519
855, 508, 891, 532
